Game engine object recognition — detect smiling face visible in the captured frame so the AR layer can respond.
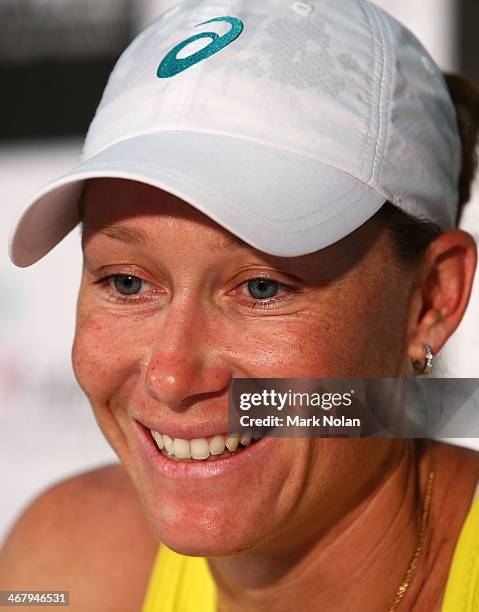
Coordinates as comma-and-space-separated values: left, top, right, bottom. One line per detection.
72, 178, 418, 555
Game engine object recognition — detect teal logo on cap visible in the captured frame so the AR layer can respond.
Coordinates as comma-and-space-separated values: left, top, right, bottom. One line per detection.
157, 16, 244, 78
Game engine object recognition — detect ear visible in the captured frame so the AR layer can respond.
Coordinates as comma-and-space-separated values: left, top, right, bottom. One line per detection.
407, 229, 477, 364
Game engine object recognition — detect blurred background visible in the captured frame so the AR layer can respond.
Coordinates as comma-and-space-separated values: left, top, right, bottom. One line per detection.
1, 0, 479, 544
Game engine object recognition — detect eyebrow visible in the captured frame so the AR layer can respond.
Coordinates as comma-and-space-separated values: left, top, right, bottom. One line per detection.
81, 222, 250, 251
208, 234, 250, 252
81, 222, 151, 247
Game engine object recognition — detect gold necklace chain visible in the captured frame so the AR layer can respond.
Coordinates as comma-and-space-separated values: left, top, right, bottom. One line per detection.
387, 444, 436, 611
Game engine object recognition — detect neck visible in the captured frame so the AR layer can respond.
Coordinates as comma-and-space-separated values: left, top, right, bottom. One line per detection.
208, 440, 433, 612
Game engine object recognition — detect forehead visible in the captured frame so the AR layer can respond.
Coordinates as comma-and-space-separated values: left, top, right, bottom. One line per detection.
80, 177, 255, 254
80, 177, 387, 280
82, 177, 222, 230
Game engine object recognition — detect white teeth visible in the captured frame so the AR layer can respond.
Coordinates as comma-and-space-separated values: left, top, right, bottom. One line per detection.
173, 438, 191, 459
149, 429, 255, 460
151, 430, 164, 450
225, 433, 240, 452
163, 434, 174, 454
209, 435, 226, 455
191, 438, 210, 460
240, 430, 252, 447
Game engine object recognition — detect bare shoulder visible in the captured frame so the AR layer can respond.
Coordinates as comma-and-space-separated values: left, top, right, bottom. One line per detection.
0, 464, 159, 611
435, 440, 479, 477
414, 442, 479, 609
433, 440, 479, 502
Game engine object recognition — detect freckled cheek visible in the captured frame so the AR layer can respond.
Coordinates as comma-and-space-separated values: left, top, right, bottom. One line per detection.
307, 290, 409, 376
231, 301, 390, 377
225, 318, 343, 376
71, 312, 141, 405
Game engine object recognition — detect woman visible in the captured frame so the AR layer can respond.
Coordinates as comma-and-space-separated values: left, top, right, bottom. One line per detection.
2, 0, 479, 610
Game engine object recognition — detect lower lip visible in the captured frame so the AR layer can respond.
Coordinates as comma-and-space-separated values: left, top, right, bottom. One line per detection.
134, 421, 277, 480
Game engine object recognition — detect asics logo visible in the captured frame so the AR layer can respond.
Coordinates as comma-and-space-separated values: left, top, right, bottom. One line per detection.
157, 16, 244, 78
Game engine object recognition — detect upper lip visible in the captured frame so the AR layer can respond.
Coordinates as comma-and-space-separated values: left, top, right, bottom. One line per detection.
135, 418, 233, 441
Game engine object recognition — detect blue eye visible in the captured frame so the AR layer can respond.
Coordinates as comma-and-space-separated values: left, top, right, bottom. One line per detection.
247, 278, 279, 300
109, 275, 144, 295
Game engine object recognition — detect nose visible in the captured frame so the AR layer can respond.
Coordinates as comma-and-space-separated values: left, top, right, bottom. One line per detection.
144, 307, 233, 409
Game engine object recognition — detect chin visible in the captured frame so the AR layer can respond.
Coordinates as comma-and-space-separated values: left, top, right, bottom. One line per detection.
141, 489, 274, 557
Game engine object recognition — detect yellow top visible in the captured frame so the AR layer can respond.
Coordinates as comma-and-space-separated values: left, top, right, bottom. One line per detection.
141, 544, 216, 612
442, 493, 479, 611
142, 497, 479, 612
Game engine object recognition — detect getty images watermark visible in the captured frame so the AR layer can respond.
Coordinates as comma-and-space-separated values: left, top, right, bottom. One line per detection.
238, 387, 357, 427
228, 378, 479, 438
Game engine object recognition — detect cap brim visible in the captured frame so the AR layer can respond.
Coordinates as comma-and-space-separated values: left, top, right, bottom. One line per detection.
10, 132, 387, 267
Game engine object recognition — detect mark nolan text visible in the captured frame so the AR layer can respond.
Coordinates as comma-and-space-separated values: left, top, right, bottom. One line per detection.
239, 415, 361, 428
288, 415, 361, 427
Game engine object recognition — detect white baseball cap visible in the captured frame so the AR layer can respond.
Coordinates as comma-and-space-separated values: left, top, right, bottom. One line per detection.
10, 0, 461, 267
